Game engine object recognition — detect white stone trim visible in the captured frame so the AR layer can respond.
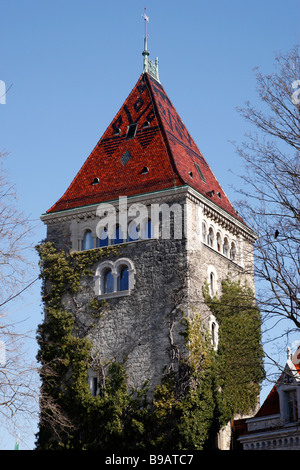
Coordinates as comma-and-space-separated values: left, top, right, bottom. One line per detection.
207, 265, 218, 296
209, 314, 219, 350
94, 258, 135, 298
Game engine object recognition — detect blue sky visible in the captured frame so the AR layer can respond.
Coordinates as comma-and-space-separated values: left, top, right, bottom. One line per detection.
0, 0, 299, 450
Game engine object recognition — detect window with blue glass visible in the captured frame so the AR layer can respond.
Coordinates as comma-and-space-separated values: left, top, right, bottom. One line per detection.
103, 268, 114, 294
112, 225, 124, 245
117, 265, 129, 291
142, 219, 153, 239
96, 227, 109, 247
82, 229, 94, 250
128, 221, 139, 241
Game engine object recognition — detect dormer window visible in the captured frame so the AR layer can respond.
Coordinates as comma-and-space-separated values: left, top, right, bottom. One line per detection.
126, 123, 138, 140
194, 162, 206, 183
121, 150, 132, 166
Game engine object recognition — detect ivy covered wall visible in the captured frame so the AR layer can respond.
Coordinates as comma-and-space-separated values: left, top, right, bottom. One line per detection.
35, 243, 264, 450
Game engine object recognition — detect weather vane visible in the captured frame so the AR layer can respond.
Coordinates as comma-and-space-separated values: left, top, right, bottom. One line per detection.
141, 8, 159, 82
142, 7, 149, 41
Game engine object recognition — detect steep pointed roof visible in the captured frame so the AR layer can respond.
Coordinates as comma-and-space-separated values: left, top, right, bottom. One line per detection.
46, 72, 242, 222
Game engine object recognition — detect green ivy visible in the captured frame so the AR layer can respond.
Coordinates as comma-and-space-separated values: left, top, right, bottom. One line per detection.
203, 277, 265, 428
35, 243, 264, 450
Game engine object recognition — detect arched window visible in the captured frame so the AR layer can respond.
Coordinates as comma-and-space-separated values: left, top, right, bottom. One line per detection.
216, 232, 222, 252
209, 315, 219, 351
128, 220, 139, 241
211, 322, 216, 346
141, 219, 153, 239
112, 224, 124, 245
223, 237, 229, 257
96, 227, 109, 247
94, 258, 135, 297
207, 227, 214, 247
103, 268, 114, 294
117, 265, 129, 291
210, 272, 215, 295
230, 242, 236, 261
82, 229, 93, 250
87, 370, 99, 396
202, 222, 207, 243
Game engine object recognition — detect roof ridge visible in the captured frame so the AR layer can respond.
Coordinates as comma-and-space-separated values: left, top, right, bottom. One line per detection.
46, 71, 244, 225
145, 73, 244, 223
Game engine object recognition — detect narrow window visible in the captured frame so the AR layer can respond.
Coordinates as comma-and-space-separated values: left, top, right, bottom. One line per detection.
91, 377, 98, 397
207, 227, 214, 247
128, 221, 139, 241
210, 272, 215, 295
223, 237, 229, 257
112, 225, 124, 245
117, 266, 129, 291
147, 219, 153, 238
230, 242, 236, 261
82, 229, 93, 250
216, 233, 222, 252
96, 227, 109, 247
211, 322, 216, 348
286, 390, 298, 422
141, 219, 153, 239
103, 269, 114, 294
202, 222, 207, 243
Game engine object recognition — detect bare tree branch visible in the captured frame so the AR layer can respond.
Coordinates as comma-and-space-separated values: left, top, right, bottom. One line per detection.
234, 45, 300, 357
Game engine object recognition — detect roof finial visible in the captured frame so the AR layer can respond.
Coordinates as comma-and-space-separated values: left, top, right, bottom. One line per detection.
142, 8, 150, 73
141, 8, 160, 82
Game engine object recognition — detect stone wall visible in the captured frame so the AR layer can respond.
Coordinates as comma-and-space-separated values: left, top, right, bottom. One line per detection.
47, 221, 189, 396
43, 189, 256, 407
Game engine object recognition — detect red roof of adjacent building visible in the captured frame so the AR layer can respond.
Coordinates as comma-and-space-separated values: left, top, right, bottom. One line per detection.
255, 346, 300, 418
47, 72, 242, 222
255, 385, 280, 417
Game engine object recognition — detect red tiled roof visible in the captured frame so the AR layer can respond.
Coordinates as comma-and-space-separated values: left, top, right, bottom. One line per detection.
292, 345, 300, 374
255, 385, 280, 417
47, 73, 243, 223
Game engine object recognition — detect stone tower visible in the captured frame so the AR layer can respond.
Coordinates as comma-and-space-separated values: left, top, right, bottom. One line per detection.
40, 26, 257, 448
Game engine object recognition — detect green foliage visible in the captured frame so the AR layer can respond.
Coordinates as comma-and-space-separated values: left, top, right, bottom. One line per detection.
35, 243, 264, 450
203, 277, 265, 426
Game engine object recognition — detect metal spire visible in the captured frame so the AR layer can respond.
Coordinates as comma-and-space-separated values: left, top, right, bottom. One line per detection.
142, 8, 150, 73
141, 8, 160, 82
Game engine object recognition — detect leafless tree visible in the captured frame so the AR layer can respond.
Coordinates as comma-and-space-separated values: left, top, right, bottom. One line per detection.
0, 151, 39, 446
233, 45, 300, 359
